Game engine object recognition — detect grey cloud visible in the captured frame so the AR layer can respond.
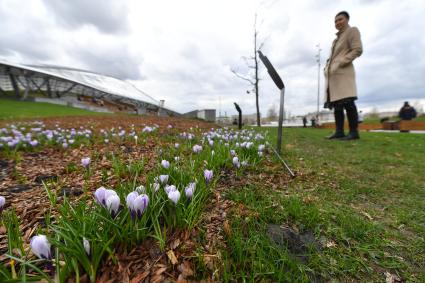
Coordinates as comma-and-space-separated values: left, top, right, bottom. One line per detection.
70, 48, 143, 80
42, 0, 129, 34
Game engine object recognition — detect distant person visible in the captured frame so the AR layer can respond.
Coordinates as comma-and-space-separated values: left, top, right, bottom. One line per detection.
324, 11, 363, 140
399, 101, 417, 121
310, 116, 316, 127
302, 116, 307, 128
358, 110, 364, 123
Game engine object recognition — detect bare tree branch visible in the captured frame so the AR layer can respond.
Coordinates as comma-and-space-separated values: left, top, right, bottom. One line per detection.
231, 69, 255, 85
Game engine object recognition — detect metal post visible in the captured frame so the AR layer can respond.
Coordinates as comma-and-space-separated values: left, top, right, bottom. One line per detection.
9, 73, 20, 98
277, 88, 285, 154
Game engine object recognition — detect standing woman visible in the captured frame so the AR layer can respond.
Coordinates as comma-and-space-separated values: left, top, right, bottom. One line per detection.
324, 11, 363, 140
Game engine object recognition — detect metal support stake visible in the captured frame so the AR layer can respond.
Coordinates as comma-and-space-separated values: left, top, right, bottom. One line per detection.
277, 88, 285, 154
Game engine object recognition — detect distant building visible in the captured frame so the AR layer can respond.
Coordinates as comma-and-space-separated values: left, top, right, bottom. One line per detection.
0, 59, 180, 116
231, 113, 259, 125
183, 109, 216, 122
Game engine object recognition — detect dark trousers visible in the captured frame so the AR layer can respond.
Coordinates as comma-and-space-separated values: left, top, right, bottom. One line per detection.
334, 100, 358, 134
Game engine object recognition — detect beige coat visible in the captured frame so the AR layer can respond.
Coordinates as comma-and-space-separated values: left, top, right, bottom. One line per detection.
324, 26, 363, 103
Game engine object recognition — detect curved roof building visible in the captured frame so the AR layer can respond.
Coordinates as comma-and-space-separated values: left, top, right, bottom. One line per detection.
0, 59, 179, 116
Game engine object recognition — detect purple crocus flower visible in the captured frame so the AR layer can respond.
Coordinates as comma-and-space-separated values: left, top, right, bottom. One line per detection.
29, 140, 38, 147
94, 187, 119, 215
258, 144, 265, 152
168, 189, 181, 205
161, 160, 170, 169
0, 196, 5, 213
165, 185, 176, 194
94, 186, 107, 205
126, 191, 149, 219
81, 157, 91, 168
192, 144, 203, 153
204, 169, 213, 184
133, 194, 149, 219
106, 195, 120, 217
30, 235, 52, 260
185, 182, 196, 199
126, 191, 139, 209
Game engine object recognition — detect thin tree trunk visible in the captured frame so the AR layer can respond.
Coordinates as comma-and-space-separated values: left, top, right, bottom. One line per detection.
254, 29, 261, 127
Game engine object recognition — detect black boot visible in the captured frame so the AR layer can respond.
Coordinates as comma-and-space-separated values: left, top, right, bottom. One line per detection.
327, 106, 345, 139
341, 102, 360, 140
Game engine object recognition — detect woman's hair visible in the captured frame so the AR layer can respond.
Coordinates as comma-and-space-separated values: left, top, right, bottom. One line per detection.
336, 11, 350, 20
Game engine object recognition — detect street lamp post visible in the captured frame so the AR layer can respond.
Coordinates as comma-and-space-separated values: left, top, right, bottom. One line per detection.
316, 44, 322, 119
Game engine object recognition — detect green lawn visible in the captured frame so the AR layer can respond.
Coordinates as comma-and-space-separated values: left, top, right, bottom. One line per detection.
221, 127, 425, 282
0, 97, 109, 120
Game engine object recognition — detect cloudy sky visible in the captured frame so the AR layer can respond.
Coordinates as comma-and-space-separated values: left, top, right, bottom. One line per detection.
1, 0, 424, 116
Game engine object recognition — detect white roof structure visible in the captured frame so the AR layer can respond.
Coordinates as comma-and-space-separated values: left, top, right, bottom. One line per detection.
0, 59, 179, 115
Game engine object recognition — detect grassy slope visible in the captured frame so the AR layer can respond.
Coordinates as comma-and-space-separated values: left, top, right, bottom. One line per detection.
0, 98, 109, 120
221, 127, 425, 282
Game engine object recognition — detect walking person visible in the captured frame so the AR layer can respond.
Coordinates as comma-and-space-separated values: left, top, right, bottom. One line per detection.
324, 11, 363, 140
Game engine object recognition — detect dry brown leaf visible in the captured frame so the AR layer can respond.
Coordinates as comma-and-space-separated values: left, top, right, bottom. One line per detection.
166, 250, 178, 265
177, 261, 194, 278
170, 238, 180, 250
176, 274, 188, 283
223, 220, 231, 237
361, 211, 373, 220
154, 267, 167, 276
130, 271, 150, 283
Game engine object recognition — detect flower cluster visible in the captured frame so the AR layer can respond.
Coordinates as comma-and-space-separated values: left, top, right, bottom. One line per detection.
94, 187, 120, 217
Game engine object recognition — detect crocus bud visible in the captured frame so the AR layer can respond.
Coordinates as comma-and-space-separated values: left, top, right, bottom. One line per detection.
168, 190, 181, 205
204, 169, 213, 184
0, 196, 5, 213
135, 185, 146, 194
258, 144, 265, 152
83, 237, 90, 257
30, 235, 52, 260
152, 182, 160, 192
230, 150, 236, 156
81, 157, 91, 168
161, 160, 170, 169
185, 182, 196, 199
159, 175, 169, 184
175, 143, 179, 149
232, 156, 240, 168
